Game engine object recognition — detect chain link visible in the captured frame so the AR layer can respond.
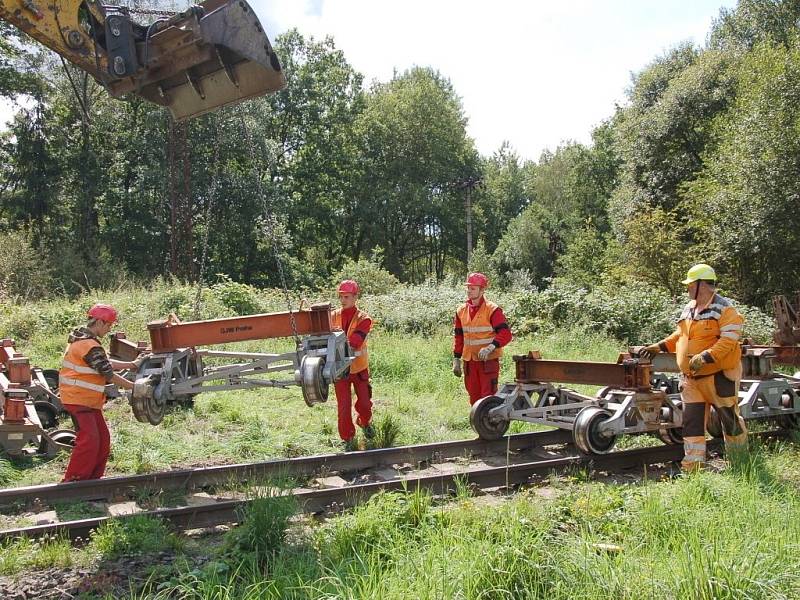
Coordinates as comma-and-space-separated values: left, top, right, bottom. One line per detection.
192, 119, 222, 320
236, 109, 302, 350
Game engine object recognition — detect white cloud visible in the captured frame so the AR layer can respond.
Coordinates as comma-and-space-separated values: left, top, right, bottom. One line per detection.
1, 0, 735, 160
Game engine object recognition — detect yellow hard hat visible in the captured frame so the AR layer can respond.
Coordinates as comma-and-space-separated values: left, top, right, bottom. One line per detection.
682, 263, 717, 285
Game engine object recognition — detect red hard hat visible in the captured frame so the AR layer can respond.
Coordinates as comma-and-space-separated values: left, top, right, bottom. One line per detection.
465, 272, 489, 288
87, 303, 119, 324
338, 280, 359, 295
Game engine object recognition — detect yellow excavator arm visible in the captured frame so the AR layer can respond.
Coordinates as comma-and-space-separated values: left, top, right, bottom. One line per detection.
0, 0, 286, 120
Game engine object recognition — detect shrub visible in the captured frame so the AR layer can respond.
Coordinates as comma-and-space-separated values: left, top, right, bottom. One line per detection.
0, 230, 54, 301
211, 275, 264, 315
510, 279, 677, 343
331, 248, 400, 296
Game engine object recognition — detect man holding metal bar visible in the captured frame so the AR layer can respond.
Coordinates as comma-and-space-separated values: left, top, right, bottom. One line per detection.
640, 264, 747, 471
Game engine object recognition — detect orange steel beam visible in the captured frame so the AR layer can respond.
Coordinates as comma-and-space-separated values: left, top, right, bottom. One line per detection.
147, 304, 333, 352
513, 351, 652, 390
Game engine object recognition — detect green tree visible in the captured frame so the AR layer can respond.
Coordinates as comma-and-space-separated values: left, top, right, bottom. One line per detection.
683, 42, 800, 304
350, 67, 477, 281
710, 0, 800, 50
609, 46, 737, 234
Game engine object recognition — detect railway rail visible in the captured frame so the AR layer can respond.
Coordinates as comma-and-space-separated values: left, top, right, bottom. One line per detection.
5, 430, 788, 543
0, 429, 572, 509
0, 440, 679, 542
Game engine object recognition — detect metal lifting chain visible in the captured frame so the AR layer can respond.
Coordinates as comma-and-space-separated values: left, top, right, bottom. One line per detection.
192, 119, 223, 320
236, 109, 302, 350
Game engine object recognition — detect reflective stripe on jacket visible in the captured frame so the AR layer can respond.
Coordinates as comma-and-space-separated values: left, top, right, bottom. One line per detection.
457, 300, 503, 362
659, 294, 744, 376
59, 338, 107, 409
332, 308, 370, 373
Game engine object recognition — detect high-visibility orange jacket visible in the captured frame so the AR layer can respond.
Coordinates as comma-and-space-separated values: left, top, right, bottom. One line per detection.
332, 307, 371, 374
59, 338, 108, 409
456, 299, 506, 362
658, 294, 744, 377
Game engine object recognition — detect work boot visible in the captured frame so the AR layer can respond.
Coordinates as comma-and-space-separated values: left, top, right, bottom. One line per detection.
361, 424, 376, 440
344, 438, 358, 452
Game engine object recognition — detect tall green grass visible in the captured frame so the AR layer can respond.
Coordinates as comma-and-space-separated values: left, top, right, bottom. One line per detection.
135, 441, 800, 599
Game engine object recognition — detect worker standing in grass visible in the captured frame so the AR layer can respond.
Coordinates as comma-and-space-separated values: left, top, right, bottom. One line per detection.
331, 280, 374, 451
59, 304, 140, 481
452, 272, 513, 405
640, 264, 747, 471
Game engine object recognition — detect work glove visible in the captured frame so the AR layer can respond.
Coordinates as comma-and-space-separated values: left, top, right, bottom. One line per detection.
103, 384, 121, 399
132, 354, 148, 369
132, 379, 152, 400
452, 357, 462, 378
477, 343, 497, 361
688, 352, 711, 374
638, 344, 662, 360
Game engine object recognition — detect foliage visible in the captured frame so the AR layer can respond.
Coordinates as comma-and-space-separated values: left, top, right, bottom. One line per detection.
511, 279, 678, 344
683, 41, 800, 304
330, 248, 400, 296
0, 229, 54, 300
621, 208, 695, 296
555, 225, 613, 290
210, 275, 265, 316
0, 536, 73, 575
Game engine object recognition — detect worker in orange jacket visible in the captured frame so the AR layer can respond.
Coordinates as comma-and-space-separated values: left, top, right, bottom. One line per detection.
452, 273, 513, 405
59, 304, 140, 481
331, 280, 374, 451
640, 264, 747, 471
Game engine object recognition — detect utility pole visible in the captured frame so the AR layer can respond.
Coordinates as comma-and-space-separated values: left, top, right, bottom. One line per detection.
455, 176, 482, 266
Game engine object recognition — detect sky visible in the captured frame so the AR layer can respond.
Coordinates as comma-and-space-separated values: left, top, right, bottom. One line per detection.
0, 0, 737, 161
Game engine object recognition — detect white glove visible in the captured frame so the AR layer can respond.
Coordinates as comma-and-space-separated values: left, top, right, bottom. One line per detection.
452, 358, 462, 377
477, 343, 497, 361
132, 379, 152, 400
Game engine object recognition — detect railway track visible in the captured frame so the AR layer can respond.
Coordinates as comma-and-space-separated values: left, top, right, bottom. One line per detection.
1, 430, 787, 543
0, 429, 572, 508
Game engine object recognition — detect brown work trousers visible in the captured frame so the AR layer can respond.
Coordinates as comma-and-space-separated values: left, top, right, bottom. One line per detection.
680, 363, 747, 471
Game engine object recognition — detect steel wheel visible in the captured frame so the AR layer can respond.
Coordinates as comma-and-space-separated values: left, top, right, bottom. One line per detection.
706, 406, 723, 438
470, 395, 510, 441
129, 378, 166, 425
34, 400, 58, 430
573, 406, 616, 454
658, 426, 683, 445
300, 356, 328, 407
42, 369, 60, 394
595, 386, 613, 400
50, 429, 76, 446
39, 428, 76, 454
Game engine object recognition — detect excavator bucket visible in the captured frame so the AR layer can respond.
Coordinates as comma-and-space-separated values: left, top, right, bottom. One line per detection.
120, 0, 286, 121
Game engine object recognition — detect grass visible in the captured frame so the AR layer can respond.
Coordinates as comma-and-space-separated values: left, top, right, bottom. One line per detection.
129, 440, 800, 599
89, 515, 184, 560
0, 536, 74, 575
